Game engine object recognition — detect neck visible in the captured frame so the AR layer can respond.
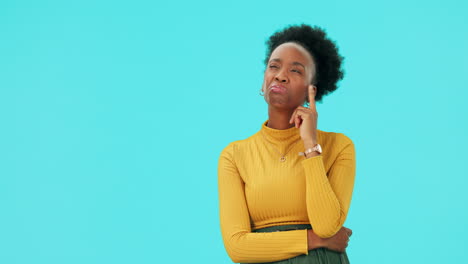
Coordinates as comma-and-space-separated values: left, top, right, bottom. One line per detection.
267, 106, 296, 130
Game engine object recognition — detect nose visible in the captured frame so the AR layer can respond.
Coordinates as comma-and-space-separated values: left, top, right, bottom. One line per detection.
274, 69, 288, 83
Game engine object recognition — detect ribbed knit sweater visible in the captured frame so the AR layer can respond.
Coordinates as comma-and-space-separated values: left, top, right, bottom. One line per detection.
217, 119, 356, 263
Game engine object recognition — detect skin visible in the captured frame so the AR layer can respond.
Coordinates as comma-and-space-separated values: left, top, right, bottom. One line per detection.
261, 42, 353, 252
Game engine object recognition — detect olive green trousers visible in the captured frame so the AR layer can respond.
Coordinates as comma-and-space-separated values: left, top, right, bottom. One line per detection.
241, 224, 350, 264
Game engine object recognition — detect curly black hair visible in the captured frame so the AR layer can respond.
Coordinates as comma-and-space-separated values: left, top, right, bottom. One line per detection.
264, 24, 345, 103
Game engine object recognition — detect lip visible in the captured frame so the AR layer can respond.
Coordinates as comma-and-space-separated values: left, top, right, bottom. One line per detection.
269, 84, 287, 94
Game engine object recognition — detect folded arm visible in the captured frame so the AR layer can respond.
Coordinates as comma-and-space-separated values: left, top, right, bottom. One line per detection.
218, 143, 309, 263
302, 134, 356, 238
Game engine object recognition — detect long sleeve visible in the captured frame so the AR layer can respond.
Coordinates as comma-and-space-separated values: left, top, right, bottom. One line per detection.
217, 143, 309, 263
302, 134, 356, 238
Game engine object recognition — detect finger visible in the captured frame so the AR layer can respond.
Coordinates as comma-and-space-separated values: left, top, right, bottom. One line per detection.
295, 109, 305, 128
290, 107, 303, 124
294, 109, 303, 128
289, 109, 298, 124
308, 84, 316, 111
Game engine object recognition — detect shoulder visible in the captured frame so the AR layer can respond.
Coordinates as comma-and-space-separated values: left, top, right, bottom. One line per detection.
336, 132, 354, 145
218, 132, 259, 162
317, 129, 354, 150
219, 131, 259, 153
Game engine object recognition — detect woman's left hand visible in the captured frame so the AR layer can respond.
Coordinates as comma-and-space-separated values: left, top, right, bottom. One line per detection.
288, 84, 318, 144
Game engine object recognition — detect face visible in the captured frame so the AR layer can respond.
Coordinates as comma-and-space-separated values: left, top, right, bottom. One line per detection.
262, 42, 316, 108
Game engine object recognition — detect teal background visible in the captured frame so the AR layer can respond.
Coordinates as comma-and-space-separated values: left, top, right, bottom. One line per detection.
1, 0, 467, 263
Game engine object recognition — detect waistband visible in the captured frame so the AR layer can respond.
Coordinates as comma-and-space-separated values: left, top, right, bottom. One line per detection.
252, 224, 312, 233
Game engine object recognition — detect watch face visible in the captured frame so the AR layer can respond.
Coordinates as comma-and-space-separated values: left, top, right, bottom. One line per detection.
316, 144, 322, 153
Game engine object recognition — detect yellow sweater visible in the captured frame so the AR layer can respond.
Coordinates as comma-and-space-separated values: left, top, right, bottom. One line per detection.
217, 119, 356, 263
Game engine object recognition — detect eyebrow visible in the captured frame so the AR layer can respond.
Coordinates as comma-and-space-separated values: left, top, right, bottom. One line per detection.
269, 58, 306, 69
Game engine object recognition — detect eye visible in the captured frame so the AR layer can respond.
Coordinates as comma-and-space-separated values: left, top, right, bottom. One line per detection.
269, 65, 279, 69
291, 69, 302, 74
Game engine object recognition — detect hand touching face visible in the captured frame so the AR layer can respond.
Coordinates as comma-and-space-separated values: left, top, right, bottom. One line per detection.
289, 84, 318, 143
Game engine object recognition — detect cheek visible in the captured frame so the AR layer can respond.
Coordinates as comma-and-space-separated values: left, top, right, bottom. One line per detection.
264, 71, 273, 79
293, 80, 309, 97
263, 73, 274, 85
292, 76, 307, 86
299, 78, 310, 88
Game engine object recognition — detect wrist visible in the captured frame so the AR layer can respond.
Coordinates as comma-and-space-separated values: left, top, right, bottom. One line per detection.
303, 140, 317, 148
302, 140, 321, 159
305, 151, 320, 158
307, 229, 324, 250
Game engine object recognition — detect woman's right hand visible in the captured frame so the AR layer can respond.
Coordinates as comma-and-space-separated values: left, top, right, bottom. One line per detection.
308, 226, 352, 252
321, 226, 352, 252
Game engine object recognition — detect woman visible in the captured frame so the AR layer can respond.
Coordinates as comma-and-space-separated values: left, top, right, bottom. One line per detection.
218, 24, 356, 264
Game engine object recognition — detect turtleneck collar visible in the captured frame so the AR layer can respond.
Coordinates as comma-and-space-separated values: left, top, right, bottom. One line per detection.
259, 119, 301, 145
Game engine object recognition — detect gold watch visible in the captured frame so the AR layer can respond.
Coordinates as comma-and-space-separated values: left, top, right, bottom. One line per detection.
299, 143, 322, 156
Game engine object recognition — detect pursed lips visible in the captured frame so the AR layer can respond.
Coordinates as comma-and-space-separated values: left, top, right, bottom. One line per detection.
270, 84, 287, 93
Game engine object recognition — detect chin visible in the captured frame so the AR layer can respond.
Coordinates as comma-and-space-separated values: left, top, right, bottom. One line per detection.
268, 101, 292, 108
